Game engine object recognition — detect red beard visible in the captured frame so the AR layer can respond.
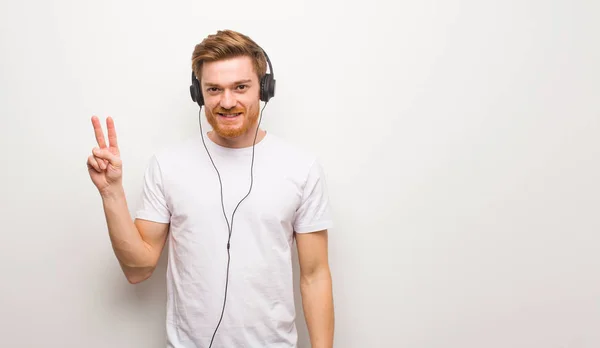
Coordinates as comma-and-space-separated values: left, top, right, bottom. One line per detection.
205, 104, 259, 138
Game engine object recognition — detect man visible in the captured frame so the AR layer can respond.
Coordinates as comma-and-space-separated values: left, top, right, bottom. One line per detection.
87, 29, 334, 348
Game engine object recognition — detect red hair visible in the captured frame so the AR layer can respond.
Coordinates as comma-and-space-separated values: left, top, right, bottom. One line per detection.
191, 29, 267, 82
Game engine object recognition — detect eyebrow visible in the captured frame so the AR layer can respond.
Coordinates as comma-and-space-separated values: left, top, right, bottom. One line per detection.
204, 79, 252, 87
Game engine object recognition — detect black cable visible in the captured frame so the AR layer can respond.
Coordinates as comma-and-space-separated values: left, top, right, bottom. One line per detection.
197, 102, 268, 348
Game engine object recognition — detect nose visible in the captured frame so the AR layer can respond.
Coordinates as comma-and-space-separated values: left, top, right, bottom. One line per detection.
219, 89, 237, 110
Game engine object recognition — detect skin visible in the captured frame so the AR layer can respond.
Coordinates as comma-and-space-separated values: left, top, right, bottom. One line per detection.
200, 55, 265, 148
87, 55, 334, 347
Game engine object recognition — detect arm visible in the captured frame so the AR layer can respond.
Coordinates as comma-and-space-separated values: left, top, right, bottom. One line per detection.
295, 229, 334, 348
88, 116, 169, 284
101, 186, 169, 284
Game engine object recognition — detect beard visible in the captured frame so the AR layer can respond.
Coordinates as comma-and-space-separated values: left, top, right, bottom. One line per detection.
205, 103, 260, 139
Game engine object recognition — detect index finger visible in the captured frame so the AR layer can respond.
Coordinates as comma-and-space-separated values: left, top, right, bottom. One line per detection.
91, 116, 107, 148
107, 116, 118, 149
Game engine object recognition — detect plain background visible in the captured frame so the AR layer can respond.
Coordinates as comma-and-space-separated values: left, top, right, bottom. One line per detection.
1, 0, 599, 347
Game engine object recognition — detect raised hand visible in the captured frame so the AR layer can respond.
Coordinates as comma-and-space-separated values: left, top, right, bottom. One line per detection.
87, 116, 123, 196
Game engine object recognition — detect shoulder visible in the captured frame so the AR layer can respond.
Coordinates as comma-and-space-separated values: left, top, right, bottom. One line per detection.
261, 133, 330, 193
154, 134, 200, 160
264, 132, 319, 168
145, 134, 201, 173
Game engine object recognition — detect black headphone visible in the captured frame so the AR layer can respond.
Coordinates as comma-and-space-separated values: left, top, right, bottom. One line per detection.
190, 48, 276, 107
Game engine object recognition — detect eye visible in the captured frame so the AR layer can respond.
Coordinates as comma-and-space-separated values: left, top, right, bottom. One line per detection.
207, 87, 220, 92
236, 84, 248, 90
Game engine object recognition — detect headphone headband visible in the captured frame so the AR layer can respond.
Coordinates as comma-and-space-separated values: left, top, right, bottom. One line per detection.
190, 46, 276, 107
262, 48, 274, 79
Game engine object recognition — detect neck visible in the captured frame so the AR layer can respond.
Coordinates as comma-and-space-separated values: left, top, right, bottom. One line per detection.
208, 127, 267, 149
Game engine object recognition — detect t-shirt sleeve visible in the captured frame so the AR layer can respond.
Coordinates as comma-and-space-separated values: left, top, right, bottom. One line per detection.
293, 159, 334, 233
133, 155, 171, 223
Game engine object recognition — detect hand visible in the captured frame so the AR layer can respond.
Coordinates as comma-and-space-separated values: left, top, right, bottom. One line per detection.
87, 116, 123, 196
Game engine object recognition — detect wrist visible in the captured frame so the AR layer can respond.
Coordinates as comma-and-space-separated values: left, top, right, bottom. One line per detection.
100, 184, 125, 201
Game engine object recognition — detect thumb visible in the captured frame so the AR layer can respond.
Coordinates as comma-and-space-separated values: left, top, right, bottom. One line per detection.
92, 147, 122, 168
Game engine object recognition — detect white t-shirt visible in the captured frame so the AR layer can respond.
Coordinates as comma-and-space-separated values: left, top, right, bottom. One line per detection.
134, 131, 333, 348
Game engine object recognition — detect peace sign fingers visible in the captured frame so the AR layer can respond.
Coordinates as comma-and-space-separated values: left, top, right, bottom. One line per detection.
106, 116, 119, 154
91, 116, 107, 148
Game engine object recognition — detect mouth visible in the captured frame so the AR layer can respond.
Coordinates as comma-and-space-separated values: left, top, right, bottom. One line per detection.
217, 112, 242, 118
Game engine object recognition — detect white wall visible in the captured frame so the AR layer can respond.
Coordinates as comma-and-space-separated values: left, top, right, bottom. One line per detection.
1, 0, 599, 347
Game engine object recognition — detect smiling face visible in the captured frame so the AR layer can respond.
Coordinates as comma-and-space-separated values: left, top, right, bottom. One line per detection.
200, 55, 262, 146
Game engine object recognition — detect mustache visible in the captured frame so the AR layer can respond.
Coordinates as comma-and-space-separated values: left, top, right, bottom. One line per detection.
213, 107, 245, 114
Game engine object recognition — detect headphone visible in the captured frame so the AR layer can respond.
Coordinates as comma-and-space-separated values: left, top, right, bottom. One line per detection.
189, 47, 276, 106
190, 46, 275, 348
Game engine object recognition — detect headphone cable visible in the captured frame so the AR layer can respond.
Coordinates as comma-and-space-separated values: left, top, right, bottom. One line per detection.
197, 103, 268, 348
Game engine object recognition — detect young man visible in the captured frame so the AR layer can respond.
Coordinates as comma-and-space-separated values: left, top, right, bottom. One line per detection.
87, 29, 334, 348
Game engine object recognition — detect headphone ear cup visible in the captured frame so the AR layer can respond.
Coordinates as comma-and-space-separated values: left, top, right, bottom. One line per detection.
269, 77, 276, 100
190, 72, 204, 107
190, 84, 197, 102
260, 74, 275, 102
260, 75, 266, 102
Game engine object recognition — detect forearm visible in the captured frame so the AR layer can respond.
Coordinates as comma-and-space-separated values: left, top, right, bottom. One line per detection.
300, 268, 334, 348
101, 186, 153, 278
